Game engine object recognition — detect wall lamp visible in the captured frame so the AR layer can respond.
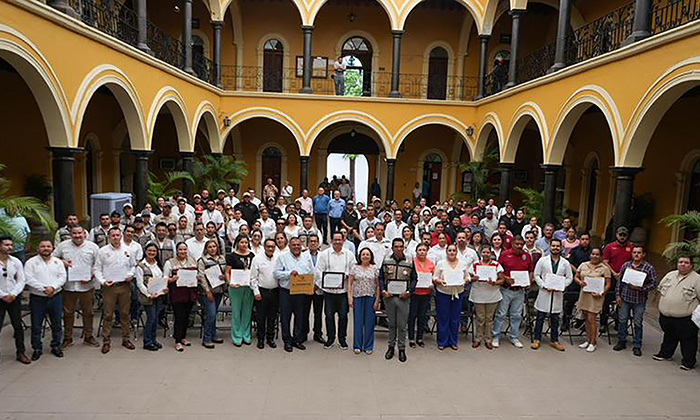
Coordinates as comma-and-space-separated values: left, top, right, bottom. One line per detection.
223, 117, 231, 127
466, 126, 475, 137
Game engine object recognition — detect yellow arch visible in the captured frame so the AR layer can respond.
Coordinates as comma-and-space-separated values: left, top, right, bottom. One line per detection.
503, 102, 548, 163
548, 86, 623, 165
192, 100, 221, 153
474, 112, 504, 161
308, 0, 400, 30
72, 64, 147, 150
393, 114, 474, 158
0, 25, 72, 148
400, 0, 486, 33
621, 58, 700, 167
305, 110, 393, 157
146, 86, 191, 152
221, 107, 305, 154
218, 0, 306, 24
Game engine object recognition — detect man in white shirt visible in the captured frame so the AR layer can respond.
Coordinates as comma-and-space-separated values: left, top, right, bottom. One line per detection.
251, 238, 279, 349
201, 200, 224, 232
532, 239, 572, 352
298, 215, 320, 250
316, 232, 355, 350
479, 209, 499, 238
297, 189, 313, 216
385, 209, 408, 242
89, 213, 112, 248
358, 206, 379, 240
248, 188, 262, 207
455, 231, 479, 267
303, 234, 325, 343
185, 222, 207, 261
258, 207, 276, 240
358, 223, 391, 267
54, 226, 100, 349
94, 227, 137, 354
224, 188, 239, 208
0, 236, 31, 366
172, 198, 194, 224
25, 239, 67, 360
227, 209, 248, 244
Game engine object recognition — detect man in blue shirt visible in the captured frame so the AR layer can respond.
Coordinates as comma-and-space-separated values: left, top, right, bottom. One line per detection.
312, 187, 331, 244
328, 190, 346, 238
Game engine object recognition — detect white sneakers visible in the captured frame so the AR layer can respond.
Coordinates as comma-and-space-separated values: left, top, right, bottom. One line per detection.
492, 338, 500, 348
511, 338, 523, 349
578, 341, 590, 349
586, 344, 596, 353
578, 341, 596, 352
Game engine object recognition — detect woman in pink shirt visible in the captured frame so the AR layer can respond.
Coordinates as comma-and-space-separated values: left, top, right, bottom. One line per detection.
409, 243, 434, 348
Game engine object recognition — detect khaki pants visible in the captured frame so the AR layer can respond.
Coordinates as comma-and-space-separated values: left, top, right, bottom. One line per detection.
474, 302, 498, 343
101, 282, 131, 343
63, 289, 95, 340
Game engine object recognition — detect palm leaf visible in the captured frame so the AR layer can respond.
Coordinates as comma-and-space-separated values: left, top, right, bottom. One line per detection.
0, 163, 57, 240
660, 211, 700, 272
660, 211, 700, 232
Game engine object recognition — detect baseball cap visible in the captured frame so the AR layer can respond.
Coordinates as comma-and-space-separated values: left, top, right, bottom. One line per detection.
141, 210, 151, 217
123, 203, 133, 209
616, 226, 629, 235
194, 205, 204, 214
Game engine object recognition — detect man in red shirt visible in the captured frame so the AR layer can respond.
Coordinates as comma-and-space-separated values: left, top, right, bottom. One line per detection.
601, 226, 633, 331
430, 222, 452, 246
492, 236, 533, 349
496, 222, 514, 250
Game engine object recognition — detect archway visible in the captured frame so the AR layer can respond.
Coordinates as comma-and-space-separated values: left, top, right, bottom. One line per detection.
263, 38, 284, 93
427, 47, 448, 100
261, 146, 283, 189
508, 115, 547, 210
341, 36, 373, 97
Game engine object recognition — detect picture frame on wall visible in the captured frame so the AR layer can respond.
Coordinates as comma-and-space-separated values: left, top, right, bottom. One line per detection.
513, 169, 528, 183
296, 56, 329, 78
159, 158, 176, 171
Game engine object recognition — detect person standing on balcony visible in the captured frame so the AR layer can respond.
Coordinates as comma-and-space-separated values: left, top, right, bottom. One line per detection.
333, 57, 346, 95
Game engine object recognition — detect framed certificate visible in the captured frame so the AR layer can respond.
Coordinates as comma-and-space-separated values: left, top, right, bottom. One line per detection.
387, 280, 407, 295
230, 269, 251, 286
322, 272, 344, 289
291, 273, 315, 295
176, 268, 198, 288
544, 273, 566, 292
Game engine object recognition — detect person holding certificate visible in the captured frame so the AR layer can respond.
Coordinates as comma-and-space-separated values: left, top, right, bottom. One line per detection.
347, 247, 380, 354
53, 225, 100, 349
197, 239, 227, 348
226, 235, 255, 347
573, 247, 612, 353
94, 227, 137, 354
433, 244, 470, 350
316, 232, 355, 350
532, 239, 573, 352
135, 243, 167, 351
614, 245, 658, 356
251, 239, 280, 349
408, 243, 434, 348
468, 246, 504, 349
163, 242, 199, 352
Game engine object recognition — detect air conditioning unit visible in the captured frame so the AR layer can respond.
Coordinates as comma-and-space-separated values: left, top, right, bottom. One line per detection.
90, 193, 133, 228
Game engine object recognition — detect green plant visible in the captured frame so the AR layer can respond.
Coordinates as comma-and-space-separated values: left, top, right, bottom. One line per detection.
192, 155, 247, 194
660, 211, 700, 271
457, 149, 499, 202
514, 186, 544, 221
0, 163, 56, 242
344, 69, 363, 97
24, 174, 52, 203
146, 170, 194, 206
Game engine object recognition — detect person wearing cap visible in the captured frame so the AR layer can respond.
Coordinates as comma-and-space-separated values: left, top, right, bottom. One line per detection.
109, 211, 122, 231
341, 201, 359, 237
154, 203, 177, 226
235, 192, 260, 228
479, 209, 499, 238
602, 226, 633, 331
120, 203, 135, 227
193, 205, 204, 222
192, 194, 203, 208
140, 210, 154, 234
89, 213, 112, 248
215, 189, 226, 203
132, 216, 151, 247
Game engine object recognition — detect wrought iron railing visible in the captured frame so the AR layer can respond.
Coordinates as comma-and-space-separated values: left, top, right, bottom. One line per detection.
192, 50, 216, 85
516, 43, 556, 84
651, 0, 700, 34
565, 1, 635, 65
69, 0, 138, 47
147, 21, 184, 70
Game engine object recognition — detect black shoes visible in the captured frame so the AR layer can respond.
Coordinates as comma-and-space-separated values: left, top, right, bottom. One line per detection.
267, 340, 277, 349
409, 341, 416, 348
385, 346, 395, 360
339, 340, 349, 350
292, 342, 306, 350
212, 338, 224, 344
633, 348, 642, 357
324, 340, 334, 350
613, 342, 626, 351
398, 349, 407, 363
257, 341, 265, 349
284, 344, 293, 353
653, 353, 672, 361
143, 344, 159, 351
50, 348, 63, 358
202, 342, 215, 349
416, 340, 425, 348
313, 335, 325, 344
31, 350, 42, 361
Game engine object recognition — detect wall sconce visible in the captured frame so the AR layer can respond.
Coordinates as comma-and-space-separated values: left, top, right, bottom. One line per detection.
223, 117, 231, 127
173, 4, 180, 13
466, 126, 474, 137
348, 10, 356, 22
350, 127, 357, 138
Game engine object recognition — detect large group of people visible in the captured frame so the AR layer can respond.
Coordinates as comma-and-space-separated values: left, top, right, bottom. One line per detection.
0, 179, 698, 371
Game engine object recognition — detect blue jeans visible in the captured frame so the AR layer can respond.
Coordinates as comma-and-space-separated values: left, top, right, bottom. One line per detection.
436, 291, 464, 348
618, 300, 645, 349
534, 310, 559, 343
493, 288, 525, 341
130, 281, 140, 322
30, 293, 63, 352
143, 300, 161, 347
352, 296, 376, 351
202, 293, 223, 344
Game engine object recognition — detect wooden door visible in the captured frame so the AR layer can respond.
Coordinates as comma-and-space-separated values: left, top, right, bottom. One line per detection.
262, 147, 282, 188
427, 47, 448, 100
263, 40, 283, 92
422, 159, 442, 205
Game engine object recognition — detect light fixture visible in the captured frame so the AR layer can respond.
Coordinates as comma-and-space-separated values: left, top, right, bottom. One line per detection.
174, 4, 180, 13
223, 116, 231, 127
466, 126, 474, 137
348, 6, 356, 23
350, 127, 357, 137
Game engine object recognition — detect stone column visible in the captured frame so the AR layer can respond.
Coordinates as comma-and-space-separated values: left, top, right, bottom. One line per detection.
300, 156, 310, 192
541, 164, 561, 225
183, 0, 194, 75
548, 0, 572, 73
476, 35, 490, 99
612, 167, 642, 232
133, 151, 152, 211
625, 0, 652, 45
48, 0, 79, 19
506, 9, 526, 88
48, 147, 82, 223
388, 30, 403, 98
136, 0, 151, 54
181, 152, 195, 200
212, 21, 223, 88
498, 163, 514, 205
300, 26, 314, 94
386, 158, 396, 201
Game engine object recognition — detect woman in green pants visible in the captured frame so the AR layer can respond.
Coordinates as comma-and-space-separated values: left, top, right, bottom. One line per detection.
226, 235, 255, 346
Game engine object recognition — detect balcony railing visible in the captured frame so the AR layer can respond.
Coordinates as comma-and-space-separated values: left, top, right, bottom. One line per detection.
69, 0, 138, 47
651, 0, 700, 34
147, 21, 184, 70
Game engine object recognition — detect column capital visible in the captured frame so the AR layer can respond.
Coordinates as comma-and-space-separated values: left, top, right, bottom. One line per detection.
509, 8, 527, 17
301, 25, 314, 32
299, 155, 310, 162
180, 151, 195, 158
499, 162, 515, 170
391, 30, 404, 37
478, 34, 491, 41
386, 158, 397, 164
541, 163, 562, 173
211, 20, 224, 28
610, 166, 643, 177
47, 147, 84, 158
132, 150, 155, 158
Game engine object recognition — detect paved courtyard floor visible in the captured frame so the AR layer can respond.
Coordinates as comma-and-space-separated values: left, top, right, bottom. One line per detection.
0, 313, 698, 420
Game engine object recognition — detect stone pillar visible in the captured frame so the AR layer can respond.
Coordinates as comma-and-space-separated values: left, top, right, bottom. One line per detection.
548, 0, 572, 73
300, 26, 314, 94
386, 158, 396, 201
183, 0, 194, 75
625, 0, 652, 45
476, 35, 490, 99
498, 163, 514, 205
48, 0, 79, 19
133, 151, 152, 211
506, 9, 526, 88
49, 147, 82, 223
388, 30, 403, 98
212, 21, 223, 88
542, 164, 561, 225
300, 156, 309, 192
136, 0, 151, 54
181, 152, 195, 200
612, 167, 642, 232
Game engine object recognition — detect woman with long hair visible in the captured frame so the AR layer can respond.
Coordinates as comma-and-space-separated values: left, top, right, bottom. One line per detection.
433, 244, 469, 350
163, 242, 198, 352
574, 247, 612, 353
226, 235, 255, 347
135, 243, 167, 351
284, 214, 301, 241
197, 239, 227, 348
409, 243, 434, 348
347, 247, 380, 354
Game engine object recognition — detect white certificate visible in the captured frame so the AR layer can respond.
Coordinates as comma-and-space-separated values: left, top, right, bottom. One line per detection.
417, 272, 433, 288
387, 280, 407, 295
68, 264, 91, 282
147, 277, 168, 296
230, 269, 251, 286
622, 268, 647, 288
511, 270, 530, 287
476, 265, 497, 282
104, 266, 129, 283
205, 265, 225, 289
583, 277, 605, 294
176, 268, 198, 287
444, 270, 465, 286
544, 273, 566, 292
322, 272, 344, 289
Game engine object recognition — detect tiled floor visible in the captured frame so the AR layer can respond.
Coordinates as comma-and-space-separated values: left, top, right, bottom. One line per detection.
0, 313, 698, 420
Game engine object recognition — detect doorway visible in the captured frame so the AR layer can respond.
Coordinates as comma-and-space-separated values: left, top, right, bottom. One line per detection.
263, 39, 284, 92
342, 37, 373, 96
427, 47, 448, 100
422, 153, 442, 204
261, 146, 282, 188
